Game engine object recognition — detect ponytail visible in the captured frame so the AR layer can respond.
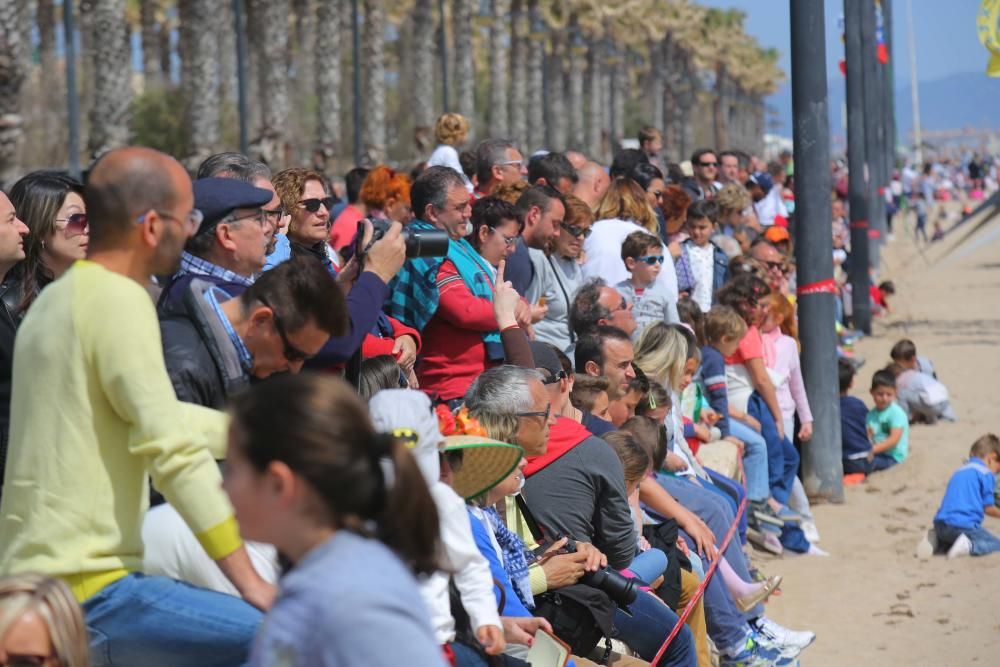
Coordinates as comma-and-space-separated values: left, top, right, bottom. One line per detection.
229, 373, 440, 575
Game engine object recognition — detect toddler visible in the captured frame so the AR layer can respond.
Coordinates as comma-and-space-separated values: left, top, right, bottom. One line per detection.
866, 370, 910, 472
920, 434, 1000, 559
616, 230, 674, 333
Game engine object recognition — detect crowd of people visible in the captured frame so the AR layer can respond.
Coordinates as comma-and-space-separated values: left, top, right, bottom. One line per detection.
0, 112, 983, 667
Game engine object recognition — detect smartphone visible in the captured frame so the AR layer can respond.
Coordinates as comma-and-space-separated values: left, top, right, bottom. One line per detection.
526, 629, 571, 667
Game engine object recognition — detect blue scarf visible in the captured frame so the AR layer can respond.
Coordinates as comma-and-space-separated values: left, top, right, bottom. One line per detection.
484, 506, 534, 610
446, 237, 502, 355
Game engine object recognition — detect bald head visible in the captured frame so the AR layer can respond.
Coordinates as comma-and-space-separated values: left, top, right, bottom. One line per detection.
573, 161, 611, 209
565, 150, 588, 170
85, 147, 191, 249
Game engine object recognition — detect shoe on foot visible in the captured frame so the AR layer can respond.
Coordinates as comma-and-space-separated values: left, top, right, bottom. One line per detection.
748, 529, 784, 555
720, 635, 798, 667
806, 544, 829, 557
737, 575, 783, 613
801, 520, 820, 543
751, 501, 786, 528
947, 533, 972, 559
775, 505, 802, 524
915, 528, 938, 560
753, 617, 816, 652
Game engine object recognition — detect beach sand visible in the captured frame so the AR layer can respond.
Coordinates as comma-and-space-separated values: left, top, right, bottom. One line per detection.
760, 218, 1000, 665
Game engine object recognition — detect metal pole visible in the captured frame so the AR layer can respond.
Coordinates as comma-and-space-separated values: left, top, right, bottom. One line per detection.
790, 0, 843, 502
438, 0, 449, 111
351, 0, 362, 166
63, 0, 81, 179
845, 0, 872, 335
860, 0, 884, 270
906, 0, 923, 165
882, 0, 896, 175
233, 0, 250, 155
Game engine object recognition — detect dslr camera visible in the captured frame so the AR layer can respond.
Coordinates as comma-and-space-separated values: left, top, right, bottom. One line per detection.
355, 218, 450, 264
562, 539, 639, 609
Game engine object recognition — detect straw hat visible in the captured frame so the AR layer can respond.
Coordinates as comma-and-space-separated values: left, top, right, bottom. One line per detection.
443, 435, 524, 500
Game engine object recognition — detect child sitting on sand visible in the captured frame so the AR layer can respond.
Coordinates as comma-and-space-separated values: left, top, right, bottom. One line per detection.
839, 359, 873, 479
889, 339, 956, 424
918, 434, 1000, 559
866, 370, 910, 472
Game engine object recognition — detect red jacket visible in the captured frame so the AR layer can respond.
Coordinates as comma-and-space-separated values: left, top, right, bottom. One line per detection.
417, 259, 499, 401
361, 316, 421, 359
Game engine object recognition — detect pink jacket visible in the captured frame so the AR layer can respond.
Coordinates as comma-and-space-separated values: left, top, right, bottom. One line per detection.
762, 328, 813, 426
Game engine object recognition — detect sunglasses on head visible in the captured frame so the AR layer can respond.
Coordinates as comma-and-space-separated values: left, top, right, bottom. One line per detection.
560, 222, 591, 239
298, 197, 336, 213
637, 255, 665, 265
55, 212, 88, 238
541, 369, 567, 385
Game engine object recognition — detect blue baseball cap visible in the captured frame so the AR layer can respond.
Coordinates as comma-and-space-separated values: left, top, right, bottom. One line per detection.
192, 177, 274, 235
746, 172, 774, 194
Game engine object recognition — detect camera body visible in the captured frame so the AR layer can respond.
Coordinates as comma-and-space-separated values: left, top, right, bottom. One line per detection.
561, 539, 639, 609
356, 218, 451, 263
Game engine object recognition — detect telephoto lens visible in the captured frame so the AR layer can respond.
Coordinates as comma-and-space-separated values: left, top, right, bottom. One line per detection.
360, 218, 451, 259
562, 539, 639, 609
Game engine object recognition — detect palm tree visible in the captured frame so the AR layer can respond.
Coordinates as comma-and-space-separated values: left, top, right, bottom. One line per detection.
315, 0, 342, 168
86, 0, 132, 160
585, 41, 602, 160
0, 0, 25, 183
525, 0, 544, 152
217, 1, 237, 122
363, 0, 387, 164
411, 0, 436, 157
452, 0, 475, 137
545, 32, 566, 151
506, 0, 525, 146
293, 0, 316, 106
566, 19, 585, 152
179, 0, 220, 167
488, 0, 509, 139
139, 0, 163, 87
249, 0, 291, 167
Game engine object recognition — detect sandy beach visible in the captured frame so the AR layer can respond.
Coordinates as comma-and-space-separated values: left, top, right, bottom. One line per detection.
758, 214, 1000, 665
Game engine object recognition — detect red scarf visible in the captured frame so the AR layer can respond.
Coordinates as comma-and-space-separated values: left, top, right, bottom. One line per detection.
524, 417, 592, 477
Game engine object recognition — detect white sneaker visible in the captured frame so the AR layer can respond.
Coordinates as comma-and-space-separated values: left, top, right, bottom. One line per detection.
947, 533, 972, 559
806, 544, 829, 557
754, 617, 816, 652
801, 520, 820, 543
915, 528, 938, 559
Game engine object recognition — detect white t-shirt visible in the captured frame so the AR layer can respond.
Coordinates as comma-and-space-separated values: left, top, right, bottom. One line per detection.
687, 243, 715, 312
427, 144, 474, 192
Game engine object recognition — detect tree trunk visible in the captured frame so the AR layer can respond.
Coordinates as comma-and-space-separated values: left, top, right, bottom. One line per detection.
648, 39, 664, 137
525, 0, 544, 152
452, 0, 474, 136
546, 32, 565, 151
179, 0, 220, 167
249, 0, 290, 167
362, 0, 387, 164
488, 0, 509, 138
139, 0, 162, 87
411, 0, 435, 157
585, 41, 602, 160
713, 61, 728, 150
86, 0, 131, 160
315, 0, 342, 168
217, 1, 237, 124
37, 0, 57, 85
0, 0, 25, 182
566, 24, 584, 152
293, 0, 316, 102
610, 55, 625, 155
506, 0, 525, 145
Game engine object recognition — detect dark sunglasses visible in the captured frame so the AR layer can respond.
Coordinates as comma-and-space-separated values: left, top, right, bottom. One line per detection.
257, 295, 311, 363
541, 369, 567, 385
764, 260, 784, 271
637, 255, 665, 265
55, 212, 88, 238
298, 197, 335, 213
699, 161, 718, 168
560, 222, 592, 239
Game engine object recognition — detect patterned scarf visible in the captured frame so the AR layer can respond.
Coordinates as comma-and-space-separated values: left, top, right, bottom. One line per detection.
483, 506, 534, 610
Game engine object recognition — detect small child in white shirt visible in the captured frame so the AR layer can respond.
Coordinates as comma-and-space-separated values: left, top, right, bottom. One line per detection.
616, 230, 673, 334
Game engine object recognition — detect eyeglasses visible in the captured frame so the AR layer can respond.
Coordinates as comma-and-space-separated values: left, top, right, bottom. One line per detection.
560, 222, 592, 239
637, 255, 665, 265
516, 403, 552, 421
610, 298, 629, 313
263, 207, 284, 223
764, 260, 784, 271
225, 209, 270, 229
144, 208, 204, 234
699, 161, 718, 168
298, 197, 336, 213
0, 655, 53, 667
55, 212, 89, 238
491, 227, 518, 246
257, 295, 311, 363
496, 159, 524, 169
541, 369, 567, 385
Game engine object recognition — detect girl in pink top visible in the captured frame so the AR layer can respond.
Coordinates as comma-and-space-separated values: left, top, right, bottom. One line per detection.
761, 293, 813, 442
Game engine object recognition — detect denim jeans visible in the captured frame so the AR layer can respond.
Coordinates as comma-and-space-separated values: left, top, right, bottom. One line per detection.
612, 591, 697, 665
934, 522, 1000, 556
704, 469, 747, 546
748, 394, 799, 505
872, 453, 898, 472
729, 419, 770, 503
82, 573, 261, 667
627, 548, 669, 585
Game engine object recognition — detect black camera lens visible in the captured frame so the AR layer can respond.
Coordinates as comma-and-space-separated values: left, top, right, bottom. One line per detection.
581, 568, 639, 608
405, 226, 450, 259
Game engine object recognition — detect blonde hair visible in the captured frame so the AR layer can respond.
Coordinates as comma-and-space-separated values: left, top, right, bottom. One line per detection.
634, 323, 689, 391
435, 113, 470, 146
594, 178, 658, 234
0, 573, 90, 667
715, 182, 752, 216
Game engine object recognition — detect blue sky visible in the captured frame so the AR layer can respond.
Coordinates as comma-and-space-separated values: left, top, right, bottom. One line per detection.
699, 0, 987, 87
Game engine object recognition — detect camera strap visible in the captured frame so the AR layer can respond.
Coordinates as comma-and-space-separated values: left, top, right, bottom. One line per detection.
515, 493, 549, 552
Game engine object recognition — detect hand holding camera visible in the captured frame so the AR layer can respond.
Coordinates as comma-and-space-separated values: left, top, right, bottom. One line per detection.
360, 220, 407, 284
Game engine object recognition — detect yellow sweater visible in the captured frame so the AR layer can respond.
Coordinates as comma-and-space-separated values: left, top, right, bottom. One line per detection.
0, 261, 238, 601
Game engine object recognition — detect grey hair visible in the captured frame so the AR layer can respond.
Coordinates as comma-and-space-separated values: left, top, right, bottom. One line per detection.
196, 152, 272, 183
475, 138, 517, 185
411, 165, 466, 219
464, 366, 544, 444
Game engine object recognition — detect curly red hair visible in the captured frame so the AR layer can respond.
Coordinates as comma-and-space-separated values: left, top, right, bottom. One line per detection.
360, 165, 411, 210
